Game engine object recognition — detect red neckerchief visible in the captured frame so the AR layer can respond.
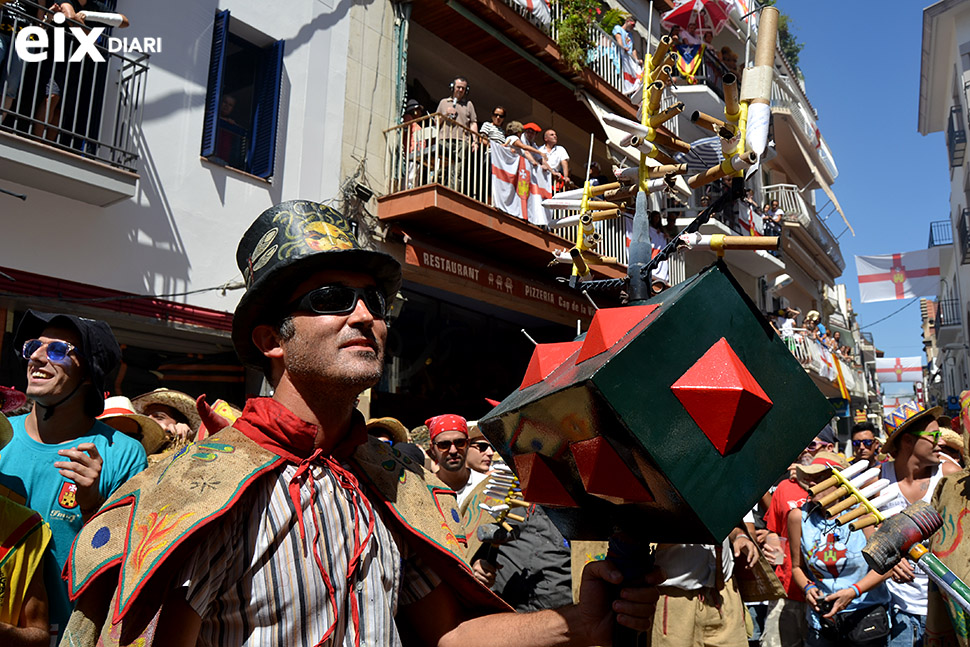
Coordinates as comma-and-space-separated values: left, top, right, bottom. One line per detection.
232, 397, 374, 647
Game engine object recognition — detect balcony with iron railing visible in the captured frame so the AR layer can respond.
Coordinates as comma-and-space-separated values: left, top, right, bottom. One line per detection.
0, 1, 148, 205
788, 333, 865, 399
770, 73, 839, 182
948, 105, 967, 169
936, 298, 961, 347
763, 183, 845, 272
958, 209, 970, 265
929, 220, 954, 247
380, 112, 628, 279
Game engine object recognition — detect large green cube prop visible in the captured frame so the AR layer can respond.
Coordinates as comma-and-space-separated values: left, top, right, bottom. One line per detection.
479, 262, 833, 543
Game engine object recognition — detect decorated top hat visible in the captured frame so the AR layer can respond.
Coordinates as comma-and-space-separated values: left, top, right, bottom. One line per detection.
882, 401, 943, 455
232, 200, 402, 367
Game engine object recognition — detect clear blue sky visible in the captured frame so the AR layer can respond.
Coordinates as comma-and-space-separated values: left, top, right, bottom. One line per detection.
777, 1, 949, 381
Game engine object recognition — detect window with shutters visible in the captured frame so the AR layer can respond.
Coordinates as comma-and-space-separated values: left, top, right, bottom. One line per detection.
201, 10, 284, 179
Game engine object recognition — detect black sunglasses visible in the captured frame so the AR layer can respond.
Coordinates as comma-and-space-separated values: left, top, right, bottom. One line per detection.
434, 438, 468, 451
493, 113, 505, 118
469, 441, 492, 452
851, 439, 874, 448
288, 285, 387, 319
22, 339, 80, 363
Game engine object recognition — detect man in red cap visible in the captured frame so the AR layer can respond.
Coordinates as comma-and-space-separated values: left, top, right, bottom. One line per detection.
62, 200, 660, 647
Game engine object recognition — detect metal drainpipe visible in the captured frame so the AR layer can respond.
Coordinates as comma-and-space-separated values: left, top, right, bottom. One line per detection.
393, 0, 412, 120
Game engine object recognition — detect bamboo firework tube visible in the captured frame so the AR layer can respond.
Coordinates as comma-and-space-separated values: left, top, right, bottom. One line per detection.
626, 136, 678, 164
588, 208, 620, 220
605, 113, 650, 139
649, 102, 685, 128
824, 495, 860, 518
601, 185, 638, 201
649, 130, 692, 154
569, 247, 590, 275
589, 182, 621, 195
541, 199, 619, 210
755, 8, 779, 67
645, 163, 688, 178
835, 505, 869, 526
723, 73, 740, 119
580, 214, 596, 235
505, 513, 526, 523
615, 166, 638, 183
650, 35, 672, 70
850, 514, 880, 532
687, 151, 757, 189
690, 235, 779, 251
691, 110, 735, 136
809, 475, 840, 496
650, 65, 673, 87
646, 81, 665, 115
817, 486, 849, 509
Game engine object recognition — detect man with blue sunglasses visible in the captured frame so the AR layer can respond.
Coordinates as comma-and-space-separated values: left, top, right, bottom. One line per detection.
0, 311, 147, 641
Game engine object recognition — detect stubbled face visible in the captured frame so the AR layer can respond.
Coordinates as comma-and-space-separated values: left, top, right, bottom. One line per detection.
466, 438, 494, 473
25, 326, 86, 405
279, 270, 387, 393
430, 431, 467, 473
452, 79, 468, 100
851, 430, 876, 462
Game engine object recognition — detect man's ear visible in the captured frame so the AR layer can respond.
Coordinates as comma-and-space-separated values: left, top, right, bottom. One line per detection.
252, 324, 284, 362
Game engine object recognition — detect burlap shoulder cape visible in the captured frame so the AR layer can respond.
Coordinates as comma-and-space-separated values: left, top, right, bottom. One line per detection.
66, 426, 510, 626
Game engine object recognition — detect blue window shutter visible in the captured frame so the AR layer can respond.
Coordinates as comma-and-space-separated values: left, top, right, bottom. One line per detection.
201, 10, 230, 158
248, 39, 285, 179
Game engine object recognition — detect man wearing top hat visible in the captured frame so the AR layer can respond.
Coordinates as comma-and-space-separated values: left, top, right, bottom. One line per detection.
0, 312, 147, 640
61, 200, 660, 647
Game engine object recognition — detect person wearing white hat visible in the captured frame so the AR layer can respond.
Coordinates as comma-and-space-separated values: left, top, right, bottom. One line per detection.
98, 396, 169, 456
0, 412, 52, 644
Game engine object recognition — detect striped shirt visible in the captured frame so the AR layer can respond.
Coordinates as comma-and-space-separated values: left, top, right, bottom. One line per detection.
176, 460, 440, 647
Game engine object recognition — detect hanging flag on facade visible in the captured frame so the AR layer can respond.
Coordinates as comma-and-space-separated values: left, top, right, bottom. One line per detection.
855, 248, 940, 303
875, 356, 923, 383
510, 0, 551, 27
882, 395, 909, 409
491, 144, 531, 221
527, 164, 553, 228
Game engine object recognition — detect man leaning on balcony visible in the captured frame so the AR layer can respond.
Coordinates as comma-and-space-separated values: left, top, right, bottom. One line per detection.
613, 16, 641, 67
436, 77, 479, 189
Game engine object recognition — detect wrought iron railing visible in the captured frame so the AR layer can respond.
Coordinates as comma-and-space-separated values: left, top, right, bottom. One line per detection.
959, 209, 970, 265
384, 113, 630, 265
929, 220, 953, 247
789, 333, 864, 397
764, 183, 845, 271
948, 105, 967, 169
0, 1, 149, 171
937, 298, 961, 332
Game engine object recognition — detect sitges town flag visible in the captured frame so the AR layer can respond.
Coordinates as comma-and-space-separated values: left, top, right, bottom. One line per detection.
855, 248, 940, 303
491, 143, 531, 221
875, 357, 923, 383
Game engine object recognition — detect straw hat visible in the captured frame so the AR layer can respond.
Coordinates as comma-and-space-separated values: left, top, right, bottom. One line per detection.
366, 417, 410, 445
0, 412, 12, 452
940, 429, 964, 454
0, 386, 27, 414
131, 388, 202, 435
98, 396, 168, 455
795, 451, 847, 491
467, 420, 485, 441
882, 401, 943, 455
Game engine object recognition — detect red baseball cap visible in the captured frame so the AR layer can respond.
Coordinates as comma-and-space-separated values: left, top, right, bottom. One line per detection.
522, 122, 541, 132
426, 414, 468, 440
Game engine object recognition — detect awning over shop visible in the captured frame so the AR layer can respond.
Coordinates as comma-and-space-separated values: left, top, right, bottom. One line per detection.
791, 134, 853, 236
579, 92, 691, 202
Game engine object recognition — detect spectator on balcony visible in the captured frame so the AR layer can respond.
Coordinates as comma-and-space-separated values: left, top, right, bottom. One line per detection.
780, 307, 799, 352
719, 46, 739, 74
587, 160, 610, 186
480, 105, 506, 145
540, 128, 572, 190
676, 24, 701, 46
503, 121, 545, 167
436, 77, 479, 187
613, 16, 642, 67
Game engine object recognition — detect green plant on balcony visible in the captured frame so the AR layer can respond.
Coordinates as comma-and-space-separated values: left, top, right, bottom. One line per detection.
555, 0, 600, 74
599, 8, 625, 35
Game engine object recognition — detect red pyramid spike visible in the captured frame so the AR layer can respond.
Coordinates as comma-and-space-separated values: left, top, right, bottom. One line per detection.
519, 341, 583, 390
513, 452, 577, 507
670, 338, 773, 455
569, 436, 653, 504
576, 305, 659, 363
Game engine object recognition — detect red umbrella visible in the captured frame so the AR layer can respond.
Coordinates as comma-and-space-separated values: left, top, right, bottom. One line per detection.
661, 0, 733, 37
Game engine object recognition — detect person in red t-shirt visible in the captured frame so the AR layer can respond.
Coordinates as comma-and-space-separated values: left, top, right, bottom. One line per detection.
759, 425, 836, 647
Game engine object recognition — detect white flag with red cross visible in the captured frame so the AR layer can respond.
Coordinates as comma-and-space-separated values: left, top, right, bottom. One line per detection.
491, 144, 531, 221
855, 249, 940, 303
875, 357, 923, 383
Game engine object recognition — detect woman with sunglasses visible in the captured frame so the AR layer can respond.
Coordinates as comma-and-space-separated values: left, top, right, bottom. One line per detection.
480, 106, 507, 145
